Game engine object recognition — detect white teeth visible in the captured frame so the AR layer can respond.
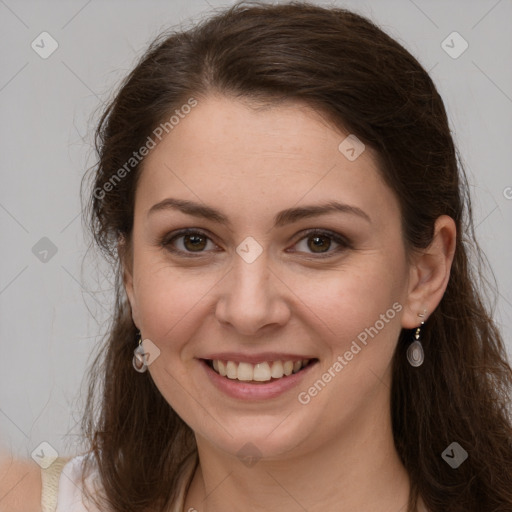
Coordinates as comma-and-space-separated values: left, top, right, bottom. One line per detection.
226, 361, 238, 379
270, 361, 284, 378
253, 362, 271, 381
210, 359, 311, 381
283, 360, 294, 376
237, 362, 253, 381
218, 360, 227, 377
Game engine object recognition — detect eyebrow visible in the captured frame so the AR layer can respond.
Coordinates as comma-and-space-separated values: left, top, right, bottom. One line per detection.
147, 198, 371, 226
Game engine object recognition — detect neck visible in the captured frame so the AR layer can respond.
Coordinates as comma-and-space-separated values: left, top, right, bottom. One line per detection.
184, 389, 414, 512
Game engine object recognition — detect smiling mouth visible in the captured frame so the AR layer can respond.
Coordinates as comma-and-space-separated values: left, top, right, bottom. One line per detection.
203, 358, 317, 382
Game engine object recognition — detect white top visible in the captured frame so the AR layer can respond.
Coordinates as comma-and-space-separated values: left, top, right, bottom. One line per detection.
55, 454, 103, 512
41, 452, 197, 512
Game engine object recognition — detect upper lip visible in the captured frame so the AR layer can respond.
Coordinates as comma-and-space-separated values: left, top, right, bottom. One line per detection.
201, 352, 316, 364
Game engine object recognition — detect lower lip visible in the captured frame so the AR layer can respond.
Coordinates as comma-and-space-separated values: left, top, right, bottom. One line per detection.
199, 359, 317, 400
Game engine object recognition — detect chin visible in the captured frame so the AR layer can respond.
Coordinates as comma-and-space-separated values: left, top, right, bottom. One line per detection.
193, 412, 320, 462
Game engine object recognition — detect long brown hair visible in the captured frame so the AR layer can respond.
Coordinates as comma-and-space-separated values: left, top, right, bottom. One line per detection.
79, 2, 512, 511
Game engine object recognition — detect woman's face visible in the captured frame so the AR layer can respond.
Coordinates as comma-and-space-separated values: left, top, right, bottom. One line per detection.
124, 95, 414, 459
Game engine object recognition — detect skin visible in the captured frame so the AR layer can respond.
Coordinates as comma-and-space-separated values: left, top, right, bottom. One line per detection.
123, 94, 456, 512
0, 449, 43, 512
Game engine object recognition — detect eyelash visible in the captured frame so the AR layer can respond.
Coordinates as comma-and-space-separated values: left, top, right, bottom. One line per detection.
160, 228, 351, 259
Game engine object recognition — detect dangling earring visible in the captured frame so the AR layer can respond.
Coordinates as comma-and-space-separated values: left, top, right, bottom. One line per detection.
407, 310, 426, 367
132, 332, 148, 373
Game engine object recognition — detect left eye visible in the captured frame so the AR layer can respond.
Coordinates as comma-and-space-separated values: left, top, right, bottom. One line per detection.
290, 230, 349, 256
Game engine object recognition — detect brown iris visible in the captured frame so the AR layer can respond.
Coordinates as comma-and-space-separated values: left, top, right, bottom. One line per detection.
308, 234, 331, 253
183, 233, 207, 251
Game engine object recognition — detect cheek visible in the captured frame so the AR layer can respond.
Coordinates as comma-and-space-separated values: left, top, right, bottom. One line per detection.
299, 249, 407, 361
132, 251, 222, 352
135, 276, 196, 338
291, 267, 405, 427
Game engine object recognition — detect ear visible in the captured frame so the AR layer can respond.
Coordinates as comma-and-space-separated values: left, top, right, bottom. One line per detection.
118, 236, 141, 329
401, 215, 457, 329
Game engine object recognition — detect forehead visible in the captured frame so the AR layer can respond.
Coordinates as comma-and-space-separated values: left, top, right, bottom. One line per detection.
135, 95, 398, 226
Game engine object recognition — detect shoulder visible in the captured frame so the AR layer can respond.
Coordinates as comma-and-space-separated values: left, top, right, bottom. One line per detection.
54, 452, 104, 512
0, 454, 43, 512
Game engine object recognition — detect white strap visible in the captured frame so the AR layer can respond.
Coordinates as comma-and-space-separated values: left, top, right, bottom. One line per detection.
40, 457, 71, 512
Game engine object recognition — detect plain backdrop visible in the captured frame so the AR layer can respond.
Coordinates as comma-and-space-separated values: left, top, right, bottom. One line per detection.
1, 0, 511, 460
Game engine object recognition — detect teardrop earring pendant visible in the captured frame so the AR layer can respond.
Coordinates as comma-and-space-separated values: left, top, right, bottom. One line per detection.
407, 312, 426, 367
132, 336, 148, 373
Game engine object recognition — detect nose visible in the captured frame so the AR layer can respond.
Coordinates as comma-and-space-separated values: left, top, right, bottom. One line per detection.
214, 251, 291, 337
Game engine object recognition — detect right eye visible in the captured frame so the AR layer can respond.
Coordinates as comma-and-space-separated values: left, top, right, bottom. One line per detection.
161, 229, 220, 256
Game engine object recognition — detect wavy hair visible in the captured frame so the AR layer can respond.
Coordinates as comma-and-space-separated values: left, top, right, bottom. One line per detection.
80, 2, 512, 511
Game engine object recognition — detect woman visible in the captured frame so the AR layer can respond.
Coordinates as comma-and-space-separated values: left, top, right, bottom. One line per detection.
2, 2, 511, 511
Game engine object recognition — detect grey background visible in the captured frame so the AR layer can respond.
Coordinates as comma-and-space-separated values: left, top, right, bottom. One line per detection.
1, 0, 511, 460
